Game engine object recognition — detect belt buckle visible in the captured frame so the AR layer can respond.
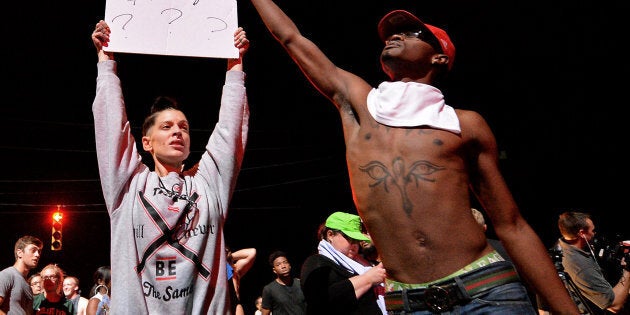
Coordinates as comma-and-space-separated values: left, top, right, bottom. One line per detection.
425, 285, 453, 312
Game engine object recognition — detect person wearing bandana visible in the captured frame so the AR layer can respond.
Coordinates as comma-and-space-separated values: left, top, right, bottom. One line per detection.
248, 1, 580, 314
301, 211, 387, 314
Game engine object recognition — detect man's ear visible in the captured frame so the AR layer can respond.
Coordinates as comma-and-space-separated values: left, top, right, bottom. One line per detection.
578, 230, 586, 239
142, 136, 152, 152
432, 54, 450, 68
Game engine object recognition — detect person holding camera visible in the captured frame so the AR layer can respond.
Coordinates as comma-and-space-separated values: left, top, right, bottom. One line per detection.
555, 211, 630, 314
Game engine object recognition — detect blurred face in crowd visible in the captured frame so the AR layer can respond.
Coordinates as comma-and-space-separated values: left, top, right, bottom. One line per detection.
40, 266, 62, 295
18, 244, 42, 270
580, 218, 596, 243
328, 230, 361, 260
272, 256, 291, 278
29, 274, 42, 295
63, 277, 79, 298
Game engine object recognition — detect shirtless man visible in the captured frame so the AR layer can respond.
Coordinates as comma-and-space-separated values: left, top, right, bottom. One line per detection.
249, 2, 580, 314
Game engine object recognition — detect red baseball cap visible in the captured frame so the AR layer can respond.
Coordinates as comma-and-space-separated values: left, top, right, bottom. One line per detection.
378, 10, 455, 70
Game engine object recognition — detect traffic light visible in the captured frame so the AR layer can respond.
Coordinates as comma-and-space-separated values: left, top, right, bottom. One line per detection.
51, 208, 63, 251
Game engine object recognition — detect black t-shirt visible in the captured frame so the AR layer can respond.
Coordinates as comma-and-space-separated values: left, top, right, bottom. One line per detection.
261, 278, 306, 315
33, 294, 74, 315
300, 254, 382, 315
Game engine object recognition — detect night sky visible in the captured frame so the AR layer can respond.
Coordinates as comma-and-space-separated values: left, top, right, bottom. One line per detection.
1, 0, 627, 313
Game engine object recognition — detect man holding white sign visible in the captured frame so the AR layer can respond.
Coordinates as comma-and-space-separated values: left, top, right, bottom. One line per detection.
91, 19, 250, 314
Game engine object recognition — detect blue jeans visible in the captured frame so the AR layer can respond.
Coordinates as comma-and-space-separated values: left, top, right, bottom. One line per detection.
388, 282, 537, 315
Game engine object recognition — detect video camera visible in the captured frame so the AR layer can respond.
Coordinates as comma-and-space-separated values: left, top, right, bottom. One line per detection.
592, 233, 630, 265
548, 246, 564, 271
591, 233, 630, 282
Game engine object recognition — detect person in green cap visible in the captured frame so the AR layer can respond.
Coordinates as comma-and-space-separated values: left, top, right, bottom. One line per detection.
300, 211, 387, 314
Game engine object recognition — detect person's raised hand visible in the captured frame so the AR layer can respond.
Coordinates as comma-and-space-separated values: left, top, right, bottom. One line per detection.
234, 27, 250, 56
92, 20, 114, 61
228, 27, 249, 71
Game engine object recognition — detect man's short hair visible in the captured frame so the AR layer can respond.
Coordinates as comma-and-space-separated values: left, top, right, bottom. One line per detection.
14, 235, 43, 260
558, 211, 591, 240
65, 275, 79, 286
268, 250, 287, 267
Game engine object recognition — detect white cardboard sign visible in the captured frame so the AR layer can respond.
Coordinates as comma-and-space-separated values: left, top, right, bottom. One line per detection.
104, 0, 238, 58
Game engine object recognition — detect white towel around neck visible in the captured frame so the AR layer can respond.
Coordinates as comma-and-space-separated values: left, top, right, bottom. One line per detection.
318, 240, 387, 314
367, 81, 461, 134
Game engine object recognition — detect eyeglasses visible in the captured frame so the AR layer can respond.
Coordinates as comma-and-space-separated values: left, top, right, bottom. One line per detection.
385, 30, 443, 52
41, 275, 59, 281
385, 30, 426, 42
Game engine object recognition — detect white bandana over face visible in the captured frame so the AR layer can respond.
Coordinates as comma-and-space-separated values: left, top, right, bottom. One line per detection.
367, 81, 461, 134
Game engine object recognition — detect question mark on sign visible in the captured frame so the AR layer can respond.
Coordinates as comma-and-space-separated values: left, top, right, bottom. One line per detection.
205, 17, 227, 39
161, 8, 183, 24
112, 14, 133, 39
112, 13, 133, 38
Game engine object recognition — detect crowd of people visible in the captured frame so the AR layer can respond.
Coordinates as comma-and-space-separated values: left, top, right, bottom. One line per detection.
0, 235, 111, 315
2, 213, 629, 315
1, 2, 629, 315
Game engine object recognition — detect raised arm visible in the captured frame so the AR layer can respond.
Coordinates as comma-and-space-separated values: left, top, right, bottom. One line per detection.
91, 20, 113, 62
193, 27, 250, 215
91, 20, 145, 212
249, 0, 369, 109
228, 27, 249, 72
232, 248, 257, 278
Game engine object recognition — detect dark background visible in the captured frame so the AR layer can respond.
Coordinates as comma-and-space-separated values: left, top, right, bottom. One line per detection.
1, 0, 627, 314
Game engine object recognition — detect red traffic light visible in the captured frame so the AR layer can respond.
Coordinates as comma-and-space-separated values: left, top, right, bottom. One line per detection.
51, 208, 63, 251
52, 211, 63, 223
